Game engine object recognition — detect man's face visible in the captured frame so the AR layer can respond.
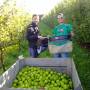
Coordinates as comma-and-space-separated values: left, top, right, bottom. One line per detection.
33, 16, 39, 24
57, 17, 64, 23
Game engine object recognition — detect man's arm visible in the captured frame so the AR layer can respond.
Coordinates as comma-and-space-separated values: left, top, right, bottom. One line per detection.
67, 24, 74, 40
26, 26, 38, 41
71, 31, 74, 37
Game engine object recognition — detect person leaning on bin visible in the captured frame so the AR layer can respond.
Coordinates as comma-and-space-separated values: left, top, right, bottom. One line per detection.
26, 14, 48, 58
48, 13, 74, 58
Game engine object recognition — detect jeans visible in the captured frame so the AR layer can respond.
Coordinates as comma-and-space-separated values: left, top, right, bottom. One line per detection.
29, 46, 47, 58
29, 47, 38, 58
53, 52, 70, 58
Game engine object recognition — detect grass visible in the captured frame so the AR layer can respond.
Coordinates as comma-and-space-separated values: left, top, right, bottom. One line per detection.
0, 40, 29, 75
0, 45, 18, 75
0, 22, 90, 90
38, 49, 52, 58
72, 42, 90, 90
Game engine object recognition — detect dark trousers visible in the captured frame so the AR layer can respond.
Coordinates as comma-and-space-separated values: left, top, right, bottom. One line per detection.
29, 46, 38, 58
28, 38, 48, 57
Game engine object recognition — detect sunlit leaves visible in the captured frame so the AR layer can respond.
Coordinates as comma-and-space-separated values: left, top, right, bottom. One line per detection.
0, 0, 31, 45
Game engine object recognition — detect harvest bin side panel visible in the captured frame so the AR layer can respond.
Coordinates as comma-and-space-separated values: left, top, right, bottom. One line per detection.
0, 61, 20, 88
0, 58, 83, 90
25, 58, 72, 75
72, 60, 83, 90
0, 60, 25, 88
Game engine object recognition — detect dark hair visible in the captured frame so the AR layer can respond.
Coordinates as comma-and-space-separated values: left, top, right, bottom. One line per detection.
32, 14, 37, 19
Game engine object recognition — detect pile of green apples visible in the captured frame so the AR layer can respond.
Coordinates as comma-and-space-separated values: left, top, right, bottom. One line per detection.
12, 66, 73, 90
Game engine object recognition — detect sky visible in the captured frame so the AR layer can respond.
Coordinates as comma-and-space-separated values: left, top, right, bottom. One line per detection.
0, 0, 3, 6
16, 0, 62, 14
0, 0, 62, 14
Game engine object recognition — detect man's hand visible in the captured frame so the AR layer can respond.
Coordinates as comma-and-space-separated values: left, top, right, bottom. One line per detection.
71, 31, 74, 37
38, 36, 47, 40
38, 35, 43, 39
